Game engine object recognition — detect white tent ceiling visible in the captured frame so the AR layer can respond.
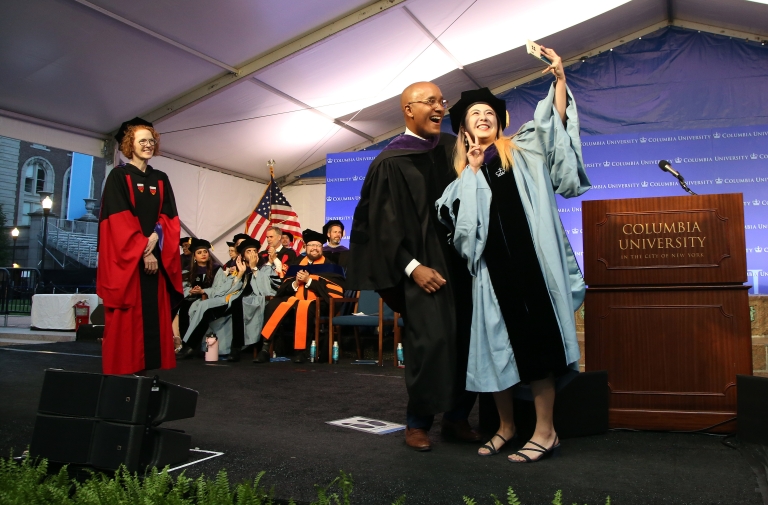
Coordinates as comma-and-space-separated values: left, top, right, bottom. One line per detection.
2, 0, 767, 183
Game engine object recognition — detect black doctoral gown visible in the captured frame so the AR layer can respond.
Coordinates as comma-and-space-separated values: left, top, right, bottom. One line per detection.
479, 146, 567, 381
346, 133, 472, 416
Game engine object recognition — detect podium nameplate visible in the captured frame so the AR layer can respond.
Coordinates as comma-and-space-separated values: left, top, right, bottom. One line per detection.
583, 194, 746, 286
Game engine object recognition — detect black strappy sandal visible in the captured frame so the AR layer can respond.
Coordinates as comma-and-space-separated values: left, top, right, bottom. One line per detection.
478, 432, 515, 456
508, 437, 560, 463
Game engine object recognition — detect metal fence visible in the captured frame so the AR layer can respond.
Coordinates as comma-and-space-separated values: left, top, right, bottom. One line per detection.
51, 218, 98, 236
0, 268, 40, 326
42, 220, 98, 268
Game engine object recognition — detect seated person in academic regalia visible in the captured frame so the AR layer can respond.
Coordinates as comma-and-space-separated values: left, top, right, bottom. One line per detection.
208, 232, 252, 297
281, 231, 294, 250
176, 250, 243, 361
180, 237, 192, 273
257, 226, 297, 278
256, 229, 346, 364
223, 241, 238, 270
178, 238, 279, 362
321, 219, 349, 269
232, 233, 250, 248
213, 233, 251, 287
172, 238, 215, 341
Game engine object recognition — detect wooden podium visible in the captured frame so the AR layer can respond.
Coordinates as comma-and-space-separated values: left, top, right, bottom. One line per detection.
582, 193, 751, 433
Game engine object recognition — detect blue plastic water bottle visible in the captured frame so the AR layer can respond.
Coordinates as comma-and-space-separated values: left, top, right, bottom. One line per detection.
396, 343, 405, 368
309, 340, 316, 363
332, 341, 339, 364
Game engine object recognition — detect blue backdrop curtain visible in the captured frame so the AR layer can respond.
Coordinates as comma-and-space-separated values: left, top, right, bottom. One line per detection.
496, 26, 768, 135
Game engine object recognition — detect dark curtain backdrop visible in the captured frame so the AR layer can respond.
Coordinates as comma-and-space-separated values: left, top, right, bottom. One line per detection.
493, 26, 768, 136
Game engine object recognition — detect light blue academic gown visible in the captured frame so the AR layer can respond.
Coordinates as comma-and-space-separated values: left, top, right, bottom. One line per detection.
226, 265, 277, 350
436, 83, 590, 392
183, 268, 241, 353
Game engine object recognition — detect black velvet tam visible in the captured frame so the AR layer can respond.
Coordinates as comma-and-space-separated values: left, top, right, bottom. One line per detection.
114, 116, 153, 144
237, 237, 261, 255
448, 88, 507, 134
302, 229, 326, 245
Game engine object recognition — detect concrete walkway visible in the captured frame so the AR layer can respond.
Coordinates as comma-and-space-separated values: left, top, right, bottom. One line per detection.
0, 315, 76, 345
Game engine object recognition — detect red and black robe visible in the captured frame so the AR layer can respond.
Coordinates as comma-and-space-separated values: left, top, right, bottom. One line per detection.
257, 246, 297, 279
97, 163, 183, 375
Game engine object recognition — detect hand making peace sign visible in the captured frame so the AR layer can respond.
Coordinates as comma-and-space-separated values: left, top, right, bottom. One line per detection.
465, 131, 483, 172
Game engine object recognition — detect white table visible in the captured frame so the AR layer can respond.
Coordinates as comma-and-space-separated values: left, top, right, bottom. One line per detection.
30, 294, 101, 330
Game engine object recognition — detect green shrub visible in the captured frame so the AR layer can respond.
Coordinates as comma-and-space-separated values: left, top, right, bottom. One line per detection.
0, 452, 610, 505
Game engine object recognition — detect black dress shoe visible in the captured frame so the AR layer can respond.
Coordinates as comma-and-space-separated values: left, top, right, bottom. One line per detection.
441, 418, 483, 442
176, 345, 196, 360
226, 352, 240, 362
253, 349, 270, 363
293, 351, 307, 364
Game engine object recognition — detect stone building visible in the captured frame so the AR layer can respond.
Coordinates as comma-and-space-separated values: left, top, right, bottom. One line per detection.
0, 134, 106, 270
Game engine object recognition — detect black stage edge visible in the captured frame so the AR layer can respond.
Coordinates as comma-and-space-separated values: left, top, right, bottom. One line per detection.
0, 341, 765, 505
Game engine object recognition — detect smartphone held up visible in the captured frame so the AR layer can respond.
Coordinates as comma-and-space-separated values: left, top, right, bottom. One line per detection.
526, 40, 552, 65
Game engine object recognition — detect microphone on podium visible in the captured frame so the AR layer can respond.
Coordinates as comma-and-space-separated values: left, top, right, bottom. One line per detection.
657, 159, 697, 195
658, 160, 683, 180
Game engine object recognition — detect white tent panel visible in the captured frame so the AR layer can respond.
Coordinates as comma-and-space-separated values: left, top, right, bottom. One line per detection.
254, 6, 459, 119
0, 0, 223, 133
157, 79, 297, 133
90, 0, 373, 68
152, 154, 326, 260
149, 156, 202, 235
195, 169, 266, 243
3, 0, 767, 186
158, 94, 364, 179
415, 0, 632, 67
0, 114, 105, 158
282, 183, 327, 237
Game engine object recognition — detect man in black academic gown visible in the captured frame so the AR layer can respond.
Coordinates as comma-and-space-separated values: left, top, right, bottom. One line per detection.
180, 237, 192, 272
258, 226, 297, 279
322, 219, 349, 269
346, 81, 478, 451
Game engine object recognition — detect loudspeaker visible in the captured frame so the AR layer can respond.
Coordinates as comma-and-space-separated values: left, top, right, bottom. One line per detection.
90, 304, 105, 325
737, 374, 768, 445
38, 370, 198, 424
478, 371, 609, 439
30, 370, 197, 472
76, 324, 104, 341
30, 415, 191, 472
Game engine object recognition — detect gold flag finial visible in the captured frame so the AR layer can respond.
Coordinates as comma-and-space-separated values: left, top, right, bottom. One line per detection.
267, 159, 275, 178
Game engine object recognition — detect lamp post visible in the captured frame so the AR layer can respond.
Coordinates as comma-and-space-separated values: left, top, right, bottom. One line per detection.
40, 196, 53, 288
11, 228, 19, 267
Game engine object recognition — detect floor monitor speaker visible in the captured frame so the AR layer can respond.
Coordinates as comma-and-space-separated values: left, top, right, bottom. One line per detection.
37, 369, 198, 424
737, 374, 768, 445
478, 371, 609, 440
31, 370, 197, 472
30, 415, 191, 472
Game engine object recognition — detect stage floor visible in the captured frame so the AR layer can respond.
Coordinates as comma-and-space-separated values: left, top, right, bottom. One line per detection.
0, 341, 765, 505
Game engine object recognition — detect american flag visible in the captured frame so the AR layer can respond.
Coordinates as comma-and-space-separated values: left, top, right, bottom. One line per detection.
244, 174, 304, 254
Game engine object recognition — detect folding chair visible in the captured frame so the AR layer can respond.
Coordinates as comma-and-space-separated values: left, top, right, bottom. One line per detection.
328, 290, 402, 366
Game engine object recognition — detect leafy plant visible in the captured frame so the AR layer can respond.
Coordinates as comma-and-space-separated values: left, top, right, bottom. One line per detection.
0, 453, 612, 505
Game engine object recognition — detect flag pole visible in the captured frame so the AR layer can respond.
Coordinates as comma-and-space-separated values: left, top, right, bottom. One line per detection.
267, 159, 275, 225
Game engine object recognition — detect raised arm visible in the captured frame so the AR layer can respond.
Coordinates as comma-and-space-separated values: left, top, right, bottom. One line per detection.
540, 46, 567, 124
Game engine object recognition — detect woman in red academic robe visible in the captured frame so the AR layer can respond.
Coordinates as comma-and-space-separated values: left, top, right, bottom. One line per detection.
97, 117, 183, 375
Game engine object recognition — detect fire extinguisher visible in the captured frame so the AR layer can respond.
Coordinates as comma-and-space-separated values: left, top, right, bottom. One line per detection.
74, 301, 90, 331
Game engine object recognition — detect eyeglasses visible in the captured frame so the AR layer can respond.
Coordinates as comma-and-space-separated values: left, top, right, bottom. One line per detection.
406, 98, 449, 108
138, 139, 157, 147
